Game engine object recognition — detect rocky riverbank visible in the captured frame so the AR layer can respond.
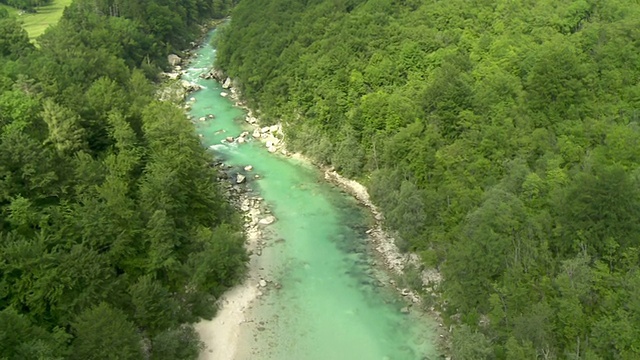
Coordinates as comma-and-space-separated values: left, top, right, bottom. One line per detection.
209, 70, 452, 353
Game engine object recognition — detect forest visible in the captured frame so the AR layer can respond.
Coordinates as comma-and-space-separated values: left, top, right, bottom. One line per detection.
216, 0, 640, 358
0, 0, 245, 359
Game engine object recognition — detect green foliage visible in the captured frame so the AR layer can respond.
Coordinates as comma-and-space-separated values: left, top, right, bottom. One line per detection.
150, 325, 204, 360
70, 303, 142, 360
0, 1, 245, 359
219, 0, 640, 357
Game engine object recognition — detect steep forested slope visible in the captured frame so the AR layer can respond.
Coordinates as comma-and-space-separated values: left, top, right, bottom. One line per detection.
217, 0, 640, 358
0, 1, 245, 359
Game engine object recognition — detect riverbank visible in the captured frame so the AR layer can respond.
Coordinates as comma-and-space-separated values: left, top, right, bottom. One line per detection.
180, 27, 441, 358
216, 72, 450, 355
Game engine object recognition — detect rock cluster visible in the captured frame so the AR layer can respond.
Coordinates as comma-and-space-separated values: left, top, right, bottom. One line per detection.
205, 69, 289, 156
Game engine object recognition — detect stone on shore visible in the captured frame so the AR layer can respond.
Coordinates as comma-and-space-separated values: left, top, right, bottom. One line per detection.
222, 77, 232, 89
168, 54, 182, 66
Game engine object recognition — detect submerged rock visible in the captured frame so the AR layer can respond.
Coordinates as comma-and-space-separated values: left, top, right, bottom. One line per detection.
244, 165, 253, 171
259, 215, 276, 225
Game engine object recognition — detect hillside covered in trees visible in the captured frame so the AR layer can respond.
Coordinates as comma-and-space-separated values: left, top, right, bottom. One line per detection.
0, 0, 245, 359
217, 0, 640, 358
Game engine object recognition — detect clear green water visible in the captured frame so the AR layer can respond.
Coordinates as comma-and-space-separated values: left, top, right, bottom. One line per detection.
186, 30, 438, 360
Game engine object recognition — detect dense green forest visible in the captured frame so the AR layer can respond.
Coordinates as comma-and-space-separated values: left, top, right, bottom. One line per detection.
217, 0, 640, 358
0, 1, 245, 359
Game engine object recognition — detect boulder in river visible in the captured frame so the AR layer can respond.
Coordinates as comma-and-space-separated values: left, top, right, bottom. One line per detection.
221, 92, 228, 97
259, 279, 267, 288
226, 136, 234, 143
252, 129, 261, 138
259, 215, 276, 225
236, 174, 246, 184
181, 80, 202, 92
237, 137, 246, 144
244, 165, 253, 171
268, 146, 277, 153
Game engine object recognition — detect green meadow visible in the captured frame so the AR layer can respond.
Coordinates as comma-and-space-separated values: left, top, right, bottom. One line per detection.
12, 0, 73, 39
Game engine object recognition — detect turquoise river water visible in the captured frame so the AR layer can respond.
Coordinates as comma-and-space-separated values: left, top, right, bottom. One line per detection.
186, 29, 438, 360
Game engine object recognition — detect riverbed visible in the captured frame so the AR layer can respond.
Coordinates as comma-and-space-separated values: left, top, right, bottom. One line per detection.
189, 29, 438, 360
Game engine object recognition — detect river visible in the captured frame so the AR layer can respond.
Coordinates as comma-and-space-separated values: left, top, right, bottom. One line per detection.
187, 28, 438, 360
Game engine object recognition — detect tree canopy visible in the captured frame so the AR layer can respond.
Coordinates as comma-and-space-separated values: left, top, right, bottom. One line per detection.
0, 0, 243, 358
218, 0, 640, 358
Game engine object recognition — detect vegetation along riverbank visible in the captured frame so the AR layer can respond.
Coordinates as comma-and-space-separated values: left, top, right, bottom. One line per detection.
0, 1, 246, 359
216, 0, 640, 358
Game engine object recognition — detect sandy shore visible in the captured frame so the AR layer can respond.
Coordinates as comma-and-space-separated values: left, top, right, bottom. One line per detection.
195, 281, 258, 360
195, 192, 272, 359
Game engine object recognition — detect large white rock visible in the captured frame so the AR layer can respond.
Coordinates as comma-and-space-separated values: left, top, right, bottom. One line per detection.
259, 215, 276, 225
236, 174, 246, 184
168, 54, 181, 66
222, 77, 232, 89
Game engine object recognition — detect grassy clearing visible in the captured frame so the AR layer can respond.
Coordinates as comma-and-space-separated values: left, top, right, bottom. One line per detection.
14, 0, 73, 39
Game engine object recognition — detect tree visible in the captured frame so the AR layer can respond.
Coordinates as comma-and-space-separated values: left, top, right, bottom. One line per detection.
70, 303, 142, 360
0, 13, 33, 60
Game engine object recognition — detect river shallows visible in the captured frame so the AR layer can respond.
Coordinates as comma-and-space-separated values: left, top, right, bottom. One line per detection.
187, 29, 438, 360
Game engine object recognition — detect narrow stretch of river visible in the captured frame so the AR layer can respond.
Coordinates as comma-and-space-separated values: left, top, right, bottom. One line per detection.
186, 29, 438, 360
